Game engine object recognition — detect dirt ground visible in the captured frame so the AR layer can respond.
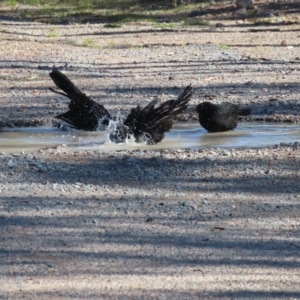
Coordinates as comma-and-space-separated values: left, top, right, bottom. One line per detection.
0, 1, 300, 299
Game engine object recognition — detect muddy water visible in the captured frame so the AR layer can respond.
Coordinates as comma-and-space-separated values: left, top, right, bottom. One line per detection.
0, 122, 299, 154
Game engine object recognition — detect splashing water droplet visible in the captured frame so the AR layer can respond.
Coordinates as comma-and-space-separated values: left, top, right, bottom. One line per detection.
97, 115, 110, 131
104, 112, 135, 144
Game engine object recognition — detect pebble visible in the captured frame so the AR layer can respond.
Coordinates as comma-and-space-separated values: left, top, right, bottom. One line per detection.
262, 204, 278, 211
236, 0, 252, 9
38, 165, 48, 172
7, 159, 17, 167
20, 184, 29, 190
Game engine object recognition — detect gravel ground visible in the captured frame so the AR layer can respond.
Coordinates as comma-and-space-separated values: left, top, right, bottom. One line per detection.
1, 144, 300, 299
0, 8, 300, 299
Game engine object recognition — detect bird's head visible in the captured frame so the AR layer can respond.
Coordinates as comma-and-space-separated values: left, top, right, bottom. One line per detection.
196, 102, 217, 117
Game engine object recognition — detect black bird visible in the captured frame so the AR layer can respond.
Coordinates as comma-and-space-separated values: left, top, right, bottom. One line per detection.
49, 68, 112, 131
49, 69, 193, 144
196, 102, 252, 132
110, 84, 194, 144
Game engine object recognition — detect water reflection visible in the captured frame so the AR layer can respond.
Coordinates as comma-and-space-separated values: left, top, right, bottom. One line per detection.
0, 122, 299, 154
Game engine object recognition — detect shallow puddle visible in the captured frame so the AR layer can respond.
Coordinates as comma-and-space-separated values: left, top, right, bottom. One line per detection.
0, 122, 299, 154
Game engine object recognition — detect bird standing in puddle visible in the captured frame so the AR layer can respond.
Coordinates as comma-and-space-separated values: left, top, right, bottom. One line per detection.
196, 102, 252, 132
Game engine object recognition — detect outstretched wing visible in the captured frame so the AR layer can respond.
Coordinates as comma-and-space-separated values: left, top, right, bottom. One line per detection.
124, 84, 193, 144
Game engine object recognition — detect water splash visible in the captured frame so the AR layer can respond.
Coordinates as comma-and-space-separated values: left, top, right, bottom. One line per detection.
104, 112, 136, 144
137, 132, 153, 144
96, 115, 111, 131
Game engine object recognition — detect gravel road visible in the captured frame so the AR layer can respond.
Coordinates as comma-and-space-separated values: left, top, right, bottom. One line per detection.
0, 11, 300, 299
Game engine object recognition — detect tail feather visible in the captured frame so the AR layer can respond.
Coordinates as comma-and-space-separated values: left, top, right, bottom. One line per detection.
143, 84, 193, 126
49, 68, 83, 100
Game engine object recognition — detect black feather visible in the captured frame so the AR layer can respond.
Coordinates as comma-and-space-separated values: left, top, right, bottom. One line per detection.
196, 102, 252, 132
49, 68, 112, 131
112, 84, 194, 144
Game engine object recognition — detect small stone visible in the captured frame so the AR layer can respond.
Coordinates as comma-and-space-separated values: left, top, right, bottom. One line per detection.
262, 204, 277, 211
236, 0, 252, 9
193, 170, 201, 176
146, 217, 153, 223
281, 39, 288, 46
177, 192, 186, 197
38, 165, 48, 172
7, 159, 17, 167
20, 184, 29, 190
